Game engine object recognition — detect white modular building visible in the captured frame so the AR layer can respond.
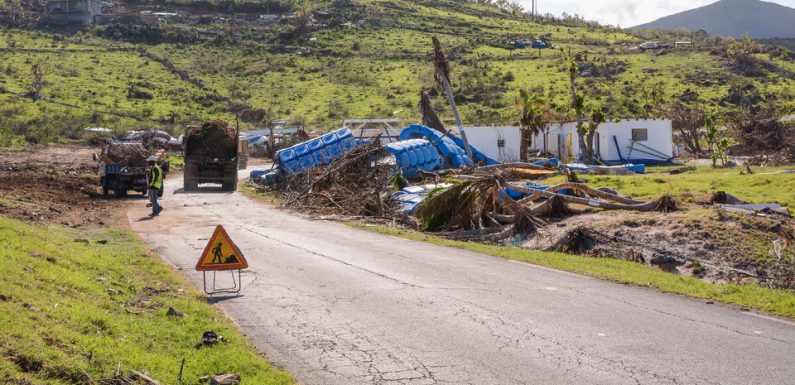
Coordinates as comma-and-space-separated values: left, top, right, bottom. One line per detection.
532, 119, 674, 164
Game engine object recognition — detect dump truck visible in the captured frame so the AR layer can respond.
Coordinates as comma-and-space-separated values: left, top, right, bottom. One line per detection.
96, 141, 149, 198
183, 121, 239, 191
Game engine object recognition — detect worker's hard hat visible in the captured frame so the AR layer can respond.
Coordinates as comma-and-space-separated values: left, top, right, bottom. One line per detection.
147, 156, 157, 162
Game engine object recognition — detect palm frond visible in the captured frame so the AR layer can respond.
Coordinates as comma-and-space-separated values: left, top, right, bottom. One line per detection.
419, 89, 447, 133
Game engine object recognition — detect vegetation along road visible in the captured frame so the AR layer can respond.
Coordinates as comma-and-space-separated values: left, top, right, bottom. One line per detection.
128, 168, 795, 385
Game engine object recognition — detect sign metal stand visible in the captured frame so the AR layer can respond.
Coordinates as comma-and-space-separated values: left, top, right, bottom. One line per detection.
202, 269, 242, 295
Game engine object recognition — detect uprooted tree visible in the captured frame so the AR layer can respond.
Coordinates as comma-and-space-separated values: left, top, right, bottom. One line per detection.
667, 102, 706, 156
727, 103, 795, 165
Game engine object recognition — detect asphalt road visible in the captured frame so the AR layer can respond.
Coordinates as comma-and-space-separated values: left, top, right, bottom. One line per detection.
128, 169, 795, 385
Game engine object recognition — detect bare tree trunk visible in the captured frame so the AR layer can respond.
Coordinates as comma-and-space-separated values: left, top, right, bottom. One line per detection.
519, 127, 528, 162
569, 77, 585, 163
441, 76, 475, 161
585, 130, 596, 164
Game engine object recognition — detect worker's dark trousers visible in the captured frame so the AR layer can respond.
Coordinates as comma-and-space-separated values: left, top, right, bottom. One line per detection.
149, 188, 161, 215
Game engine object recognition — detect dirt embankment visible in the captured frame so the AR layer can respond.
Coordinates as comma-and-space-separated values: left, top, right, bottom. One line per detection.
525, 205, 795, 289
0, 145, 130, 228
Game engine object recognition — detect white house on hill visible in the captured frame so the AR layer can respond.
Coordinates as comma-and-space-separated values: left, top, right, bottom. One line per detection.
532, 119, 673, 164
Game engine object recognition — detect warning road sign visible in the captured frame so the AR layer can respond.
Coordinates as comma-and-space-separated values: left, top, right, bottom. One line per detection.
196, 225, 248, 271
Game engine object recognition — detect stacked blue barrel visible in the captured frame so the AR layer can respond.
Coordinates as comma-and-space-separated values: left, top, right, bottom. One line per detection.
385, 139, 444, 179
275, 127, 358, 174
398, 124, 484, 168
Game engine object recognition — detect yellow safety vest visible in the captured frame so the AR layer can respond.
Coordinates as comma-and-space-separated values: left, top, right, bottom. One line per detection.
148, 165, 163, 189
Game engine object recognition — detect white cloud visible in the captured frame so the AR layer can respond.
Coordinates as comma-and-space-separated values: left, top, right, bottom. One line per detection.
517, 0, 795, 27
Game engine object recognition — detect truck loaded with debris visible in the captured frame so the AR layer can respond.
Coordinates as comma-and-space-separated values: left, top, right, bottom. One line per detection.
183, 121, 239, 191
97, 141, 150, 198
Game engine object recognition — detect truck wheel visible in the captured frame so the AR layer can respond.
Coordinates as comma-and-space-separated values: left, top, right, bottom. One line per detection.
101, 178, 109, 196
184, 178, 198, 192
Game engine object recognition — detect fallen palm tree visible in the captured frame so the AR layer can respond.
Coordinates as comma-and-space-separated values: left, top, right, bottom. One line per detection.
413, 173, 680, 242
414, 173, 543, 241
509, 182, 680, 212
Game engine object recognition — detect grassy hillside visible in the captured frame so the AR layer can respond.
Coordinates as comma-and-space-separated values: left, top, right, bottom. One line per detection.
1, 0, 794, 144
0, 217, 293, 384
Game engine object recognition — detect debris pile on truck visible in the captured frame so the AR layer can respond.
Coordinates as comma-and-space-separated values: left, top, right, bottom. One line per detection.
185, 121, 238, 159
105, 142, 149, 168
98, 141, 151, 197
183, 121, 239, 191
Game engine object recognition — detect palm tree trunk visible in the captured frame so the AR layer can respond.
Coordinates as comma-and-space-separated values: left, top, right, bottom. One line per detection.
441, 76, 475, 161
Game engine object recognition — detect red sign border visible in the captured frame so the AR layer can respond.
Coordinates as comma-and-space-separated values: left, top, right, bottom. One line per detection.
195, 225, 249, 271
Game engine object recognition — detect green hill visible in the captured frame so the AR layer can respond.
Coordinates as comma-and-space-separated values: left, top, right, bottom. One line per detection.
1, 0, 794, 144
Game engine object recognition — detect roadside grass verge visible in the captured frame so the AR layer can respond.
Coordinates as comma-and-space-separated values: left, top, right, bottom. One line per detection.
0, 217, 293, 385
346, 222, 795, 319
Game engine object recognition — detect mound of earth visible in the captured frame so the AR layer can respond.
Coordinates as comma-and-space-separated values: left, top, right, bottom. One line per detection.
524, 205, 795, 289
0, 145, 128, 227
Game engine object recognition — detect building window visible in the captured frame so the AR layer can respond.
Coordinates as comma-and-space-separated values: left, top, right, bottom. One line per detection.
631, 128, 648, 142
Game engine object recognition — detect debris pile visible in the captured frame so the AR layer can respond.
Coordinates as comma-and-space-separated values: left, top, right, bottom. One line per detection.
274, 140, 399, 218
247, 123, 793, 289
105, 142, 149, 167
184, 121, 237, 160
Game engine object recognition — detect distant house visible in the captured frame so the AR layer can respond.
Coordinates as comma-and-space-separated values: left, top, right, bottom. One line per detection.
46, 0, 101, 24
532, 119, 674, 164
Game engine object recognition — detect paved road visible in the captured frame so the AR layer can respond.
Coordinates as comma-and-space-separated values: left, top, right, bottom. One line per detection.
129, 170, 795, 385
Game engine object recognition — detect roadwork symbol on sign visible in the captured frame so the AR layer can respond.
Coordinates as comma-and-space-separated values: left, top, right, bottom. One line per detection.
196, 225, 248, 271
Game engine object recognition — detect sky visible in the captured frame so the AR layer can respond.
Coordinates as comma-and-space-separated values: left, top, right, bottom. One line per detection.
516, 0, 795, 27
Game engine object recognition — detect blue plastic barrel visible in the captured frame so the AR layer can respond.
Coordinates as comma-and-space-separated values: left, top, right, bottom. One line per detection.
312, 149, 330, 165
294, 143, 310, 157
322, 132, 338, 146
298, 155, 315, 169
277, 148, 296, 163
325, 143, 343, 159
307, 138, 324, 152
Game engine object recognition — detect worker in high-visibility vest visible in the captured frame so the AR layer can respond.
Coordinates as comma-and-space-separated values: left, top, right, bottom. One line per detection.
146, 156, 163, 216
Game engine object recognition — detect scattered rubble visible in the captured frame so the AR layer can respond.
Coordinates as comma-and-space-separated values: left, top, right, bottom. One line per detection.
265, 140, 400, 218
195, 331, 223, 349
0, 145, 125, 227
248, 123, 794, 289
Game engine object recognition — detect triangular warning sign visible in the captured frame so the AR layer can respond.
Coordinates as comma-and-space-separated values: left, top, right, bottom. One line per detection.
196, 225, 248, 271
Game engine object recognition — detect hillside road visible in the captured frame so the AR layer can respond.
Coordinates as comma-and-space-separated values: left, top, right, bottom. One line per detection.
128, 169, 795, 385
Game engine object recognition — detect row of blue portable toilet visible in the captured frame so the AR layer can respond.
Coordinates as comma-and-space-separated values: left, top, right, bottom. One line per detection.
275, 128, 358, 174
385, 139, 444, 179
398, 125, 475, 169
